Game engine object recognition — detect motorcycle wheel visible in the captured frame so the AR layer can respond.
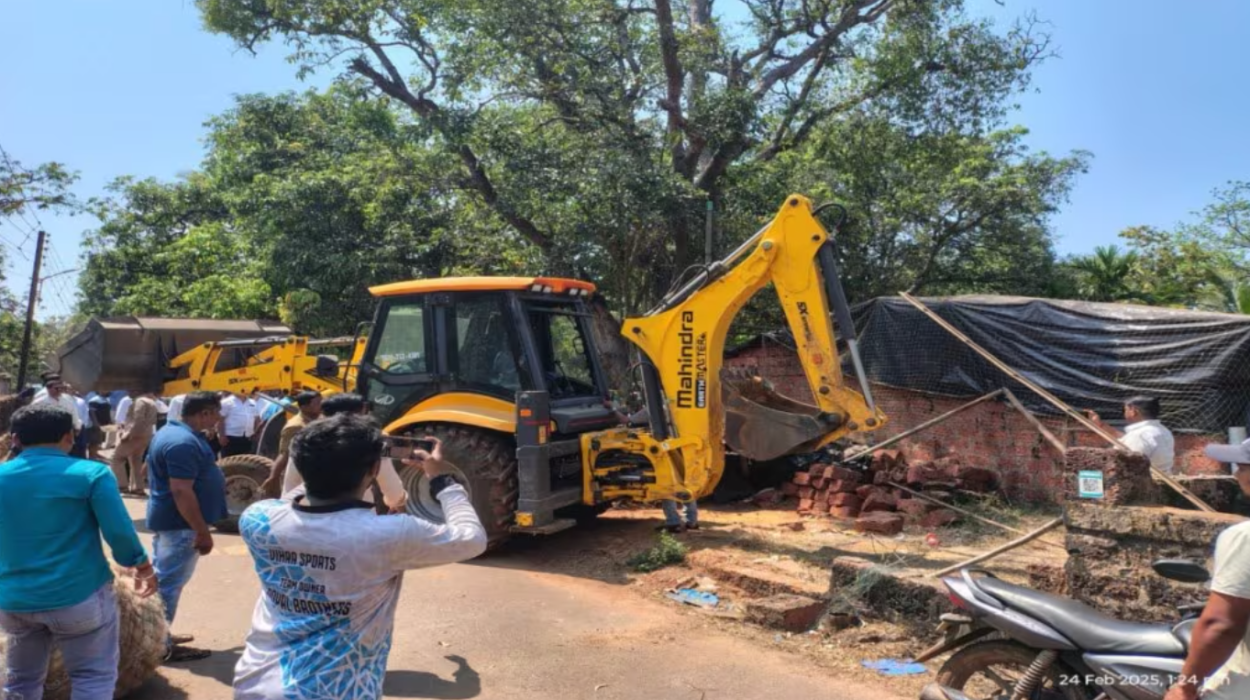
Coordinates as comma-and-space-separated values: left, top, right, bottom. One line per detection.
936, 640, 1090, 700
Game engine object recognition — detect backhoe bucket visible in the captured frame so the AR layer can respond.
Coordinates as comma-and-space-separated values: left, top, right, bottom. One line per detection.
722, 370, 847, 461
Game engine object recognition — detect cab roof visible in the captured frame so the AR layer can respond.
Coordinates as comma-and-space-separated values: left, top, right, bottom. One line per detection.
369, 276, 597, 298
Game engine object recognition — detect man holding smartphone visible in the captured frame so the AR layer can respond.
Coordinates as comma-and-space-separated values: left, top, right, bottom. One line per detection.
233, 414, 486, 699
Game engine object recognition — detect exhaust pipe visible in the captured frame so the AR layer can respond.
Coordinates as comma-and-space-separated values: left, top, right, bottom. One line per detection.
919, 684, 972, 700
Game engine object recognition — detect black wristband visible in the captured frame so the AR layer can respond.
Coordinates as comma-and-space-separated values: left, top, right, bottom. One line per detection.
429, 474, 458, 499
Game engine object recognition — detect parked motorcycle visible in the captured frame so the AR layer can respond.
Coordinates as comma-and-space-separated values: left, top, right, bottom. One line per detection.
916, 559, 1210, 700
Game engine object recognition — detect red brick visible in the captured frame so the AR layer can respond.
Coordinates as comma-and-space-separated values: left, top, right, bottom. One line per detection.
861, 492, 898, 513
830, 505, 860, 519
745, 594, 827, 632
919, 509, 960, 528
854, 512, 905, 535
830, 479, 859, 493
825, 465, 861, 482
811, 477, 829, 490
809, 463, 829, 476
798, 486, 814, 500
781, 481, 799, 497
831, 493, 861, 509
856, 485, 876, 499
872, 470, 890, 486
793, 472, 812, 485
797, 498, 815, 513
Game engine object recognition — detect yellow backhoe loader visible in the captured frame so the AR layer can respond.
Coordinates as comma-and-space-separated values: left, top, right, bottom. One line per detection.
355, 195, 887, 544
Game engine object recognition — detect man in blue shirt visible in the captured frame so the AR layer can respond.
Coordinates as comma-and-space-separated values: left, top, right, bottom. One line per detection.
0, 403, 156, 699
146, 390, 227, 663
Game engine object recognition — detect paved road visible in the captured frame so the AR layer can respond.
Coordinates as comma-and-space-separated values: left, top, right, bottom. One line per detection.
119, 499, 903, 700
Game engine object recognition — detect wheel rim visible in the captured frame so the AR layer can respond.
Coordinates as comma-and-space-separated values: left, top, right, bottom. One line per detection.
225, 474, 263, 516
401, 463, 471, 522
957, 663, 1067, 700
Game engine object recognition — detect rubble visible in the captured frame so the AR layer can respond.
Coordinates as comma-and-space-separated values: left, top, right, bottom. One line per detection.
744, 594, 827, 632
779, 447, 999, 533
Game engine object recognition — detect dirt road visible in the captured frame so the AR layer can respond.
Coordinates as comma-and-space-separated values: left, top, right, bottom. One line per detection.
118, 499, 907, 700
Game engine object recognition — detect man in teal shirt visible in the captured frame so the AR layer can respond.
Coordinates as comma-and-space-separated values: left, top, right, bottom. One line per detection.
0, 403, 157, 699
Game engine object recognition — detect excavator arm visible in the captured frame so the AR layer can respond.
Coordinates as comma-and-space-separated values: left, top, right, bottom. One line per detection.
160, 335, 367, 397
584, 195, 886, 504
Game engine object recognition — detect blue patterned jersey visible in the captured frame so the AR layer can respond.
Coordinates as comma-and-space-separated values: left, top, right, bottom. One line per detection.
232, 486, 486, 699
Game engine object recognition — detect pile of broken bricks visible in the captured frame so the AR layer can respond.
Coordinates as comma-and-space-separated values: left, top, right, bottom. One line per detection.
778, 449, 1001, 535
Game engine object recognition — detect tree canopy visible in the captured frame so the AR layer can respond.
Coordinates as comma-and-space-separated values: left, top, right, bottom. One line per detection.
76, 0, 1087, 339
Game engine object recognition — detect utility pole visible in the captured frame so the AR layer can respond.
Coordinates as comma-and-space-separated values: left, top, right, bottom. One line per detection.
16, 230, 46, 389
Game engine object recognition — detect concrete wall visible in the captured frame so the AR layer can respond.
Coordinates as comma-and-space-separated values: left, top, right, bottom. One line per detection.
725, 343, 1226, 504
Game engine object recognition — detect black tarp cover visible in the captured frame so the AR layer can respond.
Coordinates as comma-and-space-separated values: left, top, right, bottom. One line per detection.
730, 296, 1250, 433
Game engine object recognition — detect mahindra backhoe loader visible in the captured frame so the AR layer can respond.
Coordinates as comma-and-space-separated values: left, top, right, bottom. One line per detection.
355, 195, 887, 545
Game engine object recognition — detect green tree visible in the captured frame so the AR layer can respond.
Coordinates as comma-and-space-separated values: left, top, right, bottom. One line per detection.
1066, 245, 1141, 302
197, 0, 1062, 310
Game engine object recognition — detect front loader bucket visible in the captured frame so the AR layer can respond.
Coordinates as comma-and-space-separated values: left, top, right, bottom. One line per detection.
722, 370, 846, 461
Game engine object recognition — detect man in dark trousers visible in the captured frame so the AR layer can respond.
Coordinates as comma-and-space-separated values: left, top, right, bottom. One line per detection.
146, 391, 227, 662
0, 404, 155, 699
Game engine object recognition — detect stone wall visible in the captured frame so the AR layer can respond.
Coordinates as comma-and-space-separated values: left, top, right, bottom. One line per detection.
1059, 503, 1244, 622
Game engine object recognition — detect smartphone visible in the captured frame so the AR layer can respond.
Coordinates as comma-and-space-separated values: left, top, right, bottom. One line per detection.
383, 436, 436, 460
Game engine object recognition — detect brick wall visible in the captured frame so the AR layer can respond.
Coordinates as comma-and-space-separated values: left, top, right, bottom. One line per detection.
725, 344, 1225, 504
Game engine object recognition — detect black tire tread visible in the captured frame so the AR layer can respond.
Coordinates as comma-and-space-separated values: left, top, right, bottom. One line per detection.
214, 454, 276, 534
395, 424, 517, 547
936, 640, 1088, 700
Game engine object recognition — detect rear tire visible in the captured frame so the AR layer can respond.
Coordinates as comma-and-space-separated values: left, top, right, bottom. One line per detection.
214, 454, 276, 534
936, 640, 1089, 700
395, 424, 517, 548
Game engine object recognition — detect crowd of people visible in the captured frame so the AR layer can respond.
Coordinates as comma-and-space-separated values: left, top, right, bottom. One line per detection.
0, 386, 487, 699
7, 381, 1250, 698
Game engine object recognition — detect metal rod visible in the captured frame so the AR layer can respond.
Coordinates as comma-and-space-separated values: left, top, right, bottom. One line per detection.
932, 517, 1065, 578
847, 390, 1005, 459
705, 199, 714, 265
899, 292, 1215, 513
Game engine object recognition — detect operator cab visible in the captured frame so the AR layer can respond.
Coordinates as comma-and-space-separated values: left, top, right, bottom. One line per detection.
358, 276, 618, 435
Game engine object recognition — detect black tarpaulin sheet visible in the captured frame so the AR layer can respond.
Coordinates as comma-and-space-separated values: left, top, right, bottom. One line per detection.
730, 296, 1250, 433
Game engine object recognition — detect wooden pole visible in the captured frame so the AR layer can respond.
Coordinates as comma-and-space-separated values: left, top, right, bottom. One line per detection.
932, 517, 1065, 578
888, 481, 1066, 550
1001, 388, 1067, 455
847, 389, 1005, 459
899, 293, 1215, 513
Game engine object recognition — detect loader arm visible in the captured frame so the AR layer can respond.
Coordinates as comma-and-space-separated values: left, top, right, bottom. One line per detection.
161, 336, 358, 397
609, 195, 886, 501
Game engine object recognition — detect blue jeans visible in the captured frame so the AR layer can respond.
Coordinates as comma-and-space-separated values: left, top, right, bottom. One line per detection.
0, 583, 120, 700
662, 499, 699, 527
153, 529, 200, 649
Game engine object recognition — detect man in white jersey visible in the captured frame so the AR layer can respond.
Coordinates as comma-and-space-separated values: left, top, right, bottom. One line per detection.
1165, 437, 1250, 700
233, 414, 486, 699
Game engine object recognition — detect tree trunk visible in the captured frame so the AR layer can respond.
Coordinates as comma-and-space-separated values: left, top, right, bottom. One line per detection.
587, 296, 633, 396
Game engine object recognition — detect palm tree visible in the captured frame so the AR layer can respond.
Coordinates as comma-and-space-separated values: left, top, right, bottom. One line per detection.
1067, 245, 1141, 302
1204, 271, 1250, 314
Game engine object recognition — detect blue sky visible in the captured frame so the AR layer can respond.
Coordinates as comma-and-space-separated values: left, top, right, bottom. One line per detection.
1, 0, 1248, 320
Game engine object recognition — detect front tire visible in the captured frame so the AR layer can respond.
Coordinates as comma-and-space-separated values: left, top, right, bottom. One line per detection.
936, 640, 1089, 700
214, 454, 276, 534
395, 424, 517, 548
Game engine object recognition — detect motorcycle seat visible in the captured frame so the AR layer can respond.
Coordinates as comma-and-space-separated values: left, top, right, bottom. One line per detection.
977, 577, 1185, 656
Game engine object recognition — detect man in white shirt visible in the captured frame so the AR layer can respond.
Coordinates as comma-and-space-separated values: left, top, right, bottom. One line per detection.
32, 374, 82, 435
232, 415, 486, 699
1166, 437, 1250, 700
167, 394, 186, 424
1087, 396, 1175, 474
218, 393, 259, 458
115, 394, 134, 426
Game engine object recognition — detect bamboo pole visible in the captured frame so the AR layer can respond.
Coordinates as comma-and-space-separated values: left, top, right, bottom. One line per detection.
888, 481, 1066, 550
1001, 388, 1067, 455
899, 292, 1215, 513
847, 389, 1005, 460
932, 517, 1065, 578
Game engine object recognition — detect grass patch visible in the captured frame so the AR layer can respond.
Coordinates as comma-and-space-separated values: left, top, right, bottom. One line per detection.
627, 531, 688, 572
